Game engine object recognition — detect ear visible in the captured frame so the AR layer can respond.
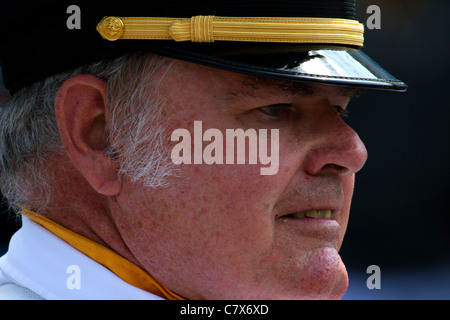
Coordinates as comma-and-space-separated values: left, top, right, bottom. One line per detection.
55, 74, 121, 196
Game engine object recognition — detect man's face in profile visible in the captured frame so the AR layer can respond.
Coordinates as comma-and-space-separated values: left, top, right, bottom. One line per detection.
112, 59, 368, 299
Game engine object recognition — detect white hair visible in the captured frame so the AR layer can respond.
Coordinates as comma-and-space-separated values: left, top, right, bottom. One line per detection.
0, 52, 176, 213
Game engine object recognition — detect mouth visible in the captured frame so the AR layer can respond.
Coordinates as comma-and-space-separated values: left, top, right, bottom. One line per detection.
278, 208, 342, 246
283, 209, 333, 220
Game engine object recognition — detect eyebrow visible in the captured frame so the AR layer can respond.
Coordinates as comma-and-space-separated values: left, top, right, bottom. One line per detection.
228, 75, 361, 100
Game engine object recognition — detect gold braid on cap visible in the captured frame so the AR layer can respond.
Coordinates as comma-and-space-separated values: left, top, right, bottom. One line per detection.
96, 15, 364, 47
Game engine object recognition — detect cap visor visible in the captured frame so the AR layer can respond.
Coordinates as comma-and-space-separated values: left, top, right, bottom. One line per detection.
149, 43, 407, 91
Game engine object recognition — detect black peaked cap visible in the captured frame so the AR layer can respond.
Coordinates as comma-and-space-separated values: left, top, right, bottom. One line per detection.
0, 0, 406, 94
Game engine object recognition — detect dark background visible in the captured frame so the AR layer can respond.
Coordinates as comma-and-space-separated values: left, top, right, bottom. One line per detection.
1, 0, 449, 299
339, 0, 450, 299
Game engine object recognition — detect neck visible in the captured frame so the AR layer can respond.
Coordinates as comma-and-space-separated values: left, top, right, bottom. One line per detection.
33, 161, 141, 268
21, 206, 185, 300
46, 199, 141, 268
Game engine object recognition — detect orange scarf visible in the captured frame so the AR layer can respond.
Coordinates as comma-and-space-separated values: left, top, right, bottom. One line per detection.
21, 207, 184, 300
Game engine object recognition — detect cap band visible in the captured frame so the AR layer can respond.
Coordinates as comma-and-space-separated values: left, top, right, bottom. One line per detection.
96, 16, 364, 47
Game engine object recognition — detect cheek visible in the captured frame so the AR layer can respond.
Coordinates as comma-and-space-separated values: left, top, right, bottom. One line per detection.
160, 137, 302, 261
126, 164, 284, 280
179, 164, 277, 242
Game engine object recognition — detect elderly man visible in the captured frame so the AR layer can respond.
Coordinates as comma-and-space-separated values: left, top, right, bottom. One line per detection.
0, 0, 406, 300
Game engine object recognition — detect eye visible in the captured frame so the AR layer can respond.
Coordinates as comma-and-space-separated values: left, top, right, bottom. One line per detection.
334, 105, 349, 118
259, 103, 294, 117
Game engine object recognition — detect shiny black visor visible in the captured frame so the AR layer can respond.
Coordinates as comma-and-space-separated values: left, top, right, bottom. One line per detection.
150, 42, 407, 92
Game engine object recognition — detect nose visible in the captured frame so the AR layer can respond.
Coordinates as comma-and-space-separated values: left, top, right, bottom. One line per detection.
303, 121, 368, 177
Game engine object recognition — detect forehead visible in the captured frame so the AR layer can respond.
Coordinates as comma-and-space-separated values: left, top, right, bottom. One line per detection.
163, 59, 360, 102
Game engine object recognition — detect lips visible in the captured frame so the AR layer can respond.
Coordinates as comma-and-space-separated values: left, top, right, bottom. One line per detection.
285, 209, 333, 219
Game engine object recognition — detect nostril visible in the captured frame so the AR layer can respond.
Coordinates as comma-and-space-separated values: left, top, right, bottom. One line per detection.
322, 163, 349, 175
